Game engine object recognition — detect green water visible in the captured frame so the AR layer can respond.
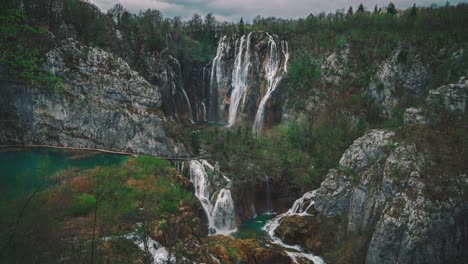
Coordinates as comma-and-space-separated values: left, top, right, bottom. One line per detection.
0, 148, 128, 199
233, 214, 276, 240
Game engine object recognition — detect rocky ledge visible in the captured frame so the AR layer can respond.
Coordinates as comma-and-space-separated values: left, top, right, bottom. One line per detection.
0, 39, 186, 157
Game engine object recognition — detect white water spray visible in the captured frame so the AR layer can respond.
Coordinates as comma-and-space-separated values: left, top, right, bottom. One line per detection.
226, 32, 253, 127
263, 190, 324, 264
189, 160, 236, 235
201, 102, 207, 122
252, 36, 289, 135
209, 36, 229, 121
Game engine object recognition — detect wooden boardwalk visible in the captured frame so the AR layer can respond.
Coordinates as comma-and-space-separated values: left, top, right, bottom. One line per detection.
0, 144, 201, 161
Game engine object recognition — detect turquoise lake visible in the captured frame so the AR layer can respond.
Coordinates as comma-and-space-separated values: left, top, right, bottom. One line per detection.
0, 148, 128, 199
233, 214, 276, 240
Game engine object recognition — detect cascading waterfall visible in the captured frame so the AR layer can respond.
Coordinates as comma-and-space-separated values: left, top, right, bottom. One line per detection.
181, 87, 195, 124
263, 190, 324, 264
169, 55, 195, 123
252, 35, 289, 135
189, 160, 236, 235
209, 36, 229, 121
127, 233, 174, 264
201, 102, 207, 122
226, 32, 253, 127
201, 64, 209, 122
281, 40, 290, 72
202, 65, 207, 104
208, 32, 289, 129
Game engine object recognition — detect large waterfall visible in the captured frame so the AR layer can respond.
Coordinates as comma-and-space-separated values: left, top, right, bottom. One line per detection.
263, 190, 324, 264
227, 32, 253, 127
252, 36, 289, 135
207, 32, 288, 131
189, 160, 236, 235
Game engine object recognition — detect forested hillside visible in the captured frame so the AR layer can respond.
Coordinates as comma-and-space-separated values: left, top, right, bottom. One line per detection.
0, 0, 467, 263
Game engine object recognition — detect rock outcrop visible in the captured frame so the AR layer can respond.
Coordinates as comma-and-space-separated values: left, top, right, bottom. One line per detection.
367, 48, 429, 115
321, 47, 353, 86
274, 78, 468, 263
207, 235, 291, 264
426, 76, 467, 113
0, 39, 186, 157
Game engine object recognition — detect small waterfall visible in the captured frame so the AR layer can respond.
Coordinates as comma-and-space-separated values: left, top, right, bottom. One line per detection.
125, 223, 175, 264
263, 190, 324, 264
252, 35, 289, 135
265, 175, 273, 214
201, 63, 210, 122
189, 160, 236, 235
181, 87, 195, 124
209, 36, 229, 121
127, 233, 174, 264
201, 102, 207, 122
252, 202, 258, 219
168, 56, 194, 123
282, 40, 290, 72
227, 32, 253, 127
202, 65, 207, 104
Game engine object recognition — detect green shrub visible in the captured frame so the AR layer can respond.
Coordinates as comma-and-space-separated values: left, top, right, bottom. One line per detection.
133, 156, 171, 177
383, 107, 405, 129
69, 193, 96, 215
0, 8, 60, 87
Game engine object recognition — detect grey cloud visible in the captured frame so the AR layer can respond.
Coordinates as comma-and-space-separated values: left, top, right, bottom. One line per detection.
89, 0, 468, 21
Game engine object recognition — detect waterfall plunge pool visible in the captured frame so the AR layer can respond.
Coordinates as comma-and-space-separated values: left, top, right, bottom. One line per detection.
233, 213, 276, 240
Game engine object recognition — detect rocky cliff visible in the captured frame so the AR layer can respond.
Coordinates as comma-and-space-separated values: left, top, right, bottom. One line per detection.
275, 77, 468, 263
0, 39, 186, 157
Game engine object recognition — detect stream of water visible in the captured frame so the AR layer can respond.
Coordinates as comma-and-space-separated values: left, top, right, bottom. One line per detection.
263, 190, 325, 264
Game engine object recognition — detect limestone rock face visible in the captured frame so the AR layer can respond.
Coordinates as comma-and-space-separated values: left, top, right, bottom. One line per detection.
0, 39, 186, 157
368, 48, 429, 115
207, 235, 290, 264
314, 169, 352, 217
321, 47, 352, 86
277, 126, 467, 263
403, 107, 427, 126
365, 145, 466, 264
339, 129, 395, 171
426, 76, 467, 113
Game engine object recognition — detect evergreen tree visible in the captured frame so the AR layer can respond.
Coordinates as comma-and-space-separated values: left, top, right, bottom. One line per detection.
347, 6, 354, 16
387, 2, 397, 15
357, 3, 365, 13
189, 13, 203, 34
410, 4, 417, 16
374, 5, 379, 13
239, 17, 245, 35
204, 12, 216, 33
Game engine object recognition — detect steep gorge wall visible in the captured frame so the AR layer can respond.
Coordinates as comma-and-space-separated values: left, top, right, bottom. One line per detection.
274, 78, 468, 263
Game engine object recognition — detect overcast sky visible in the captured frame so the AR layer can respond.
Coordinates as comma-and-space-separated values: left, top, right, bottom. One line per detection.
89, 0, 467, 21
